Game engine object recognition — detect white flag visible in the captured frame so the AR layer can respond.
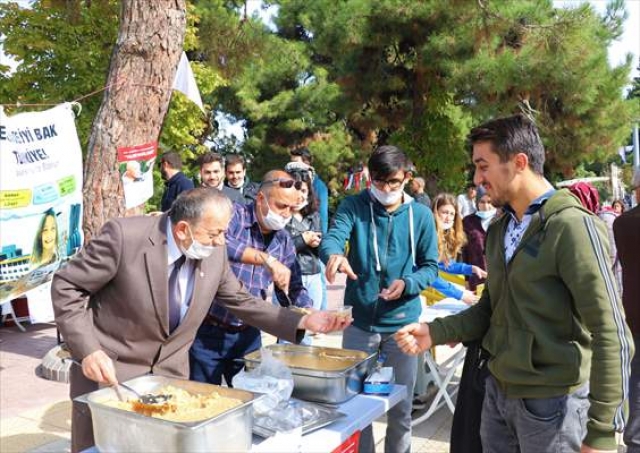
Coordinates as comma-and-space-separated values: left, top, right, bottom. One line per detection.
173, 52, 205, 112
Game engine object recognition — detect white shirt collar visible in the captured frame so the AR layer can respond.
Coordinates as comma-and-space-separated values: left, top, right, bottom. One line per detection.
166, 219, 183, 266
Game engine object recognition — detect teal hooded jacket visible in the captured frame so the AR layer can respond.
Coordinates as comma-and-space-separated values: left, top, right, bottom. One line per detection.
319, 190, 439, 332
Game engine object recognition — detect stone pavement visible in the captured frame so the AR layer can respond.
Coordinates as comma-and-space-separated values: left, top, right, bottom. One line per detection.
0, 274, 455, 453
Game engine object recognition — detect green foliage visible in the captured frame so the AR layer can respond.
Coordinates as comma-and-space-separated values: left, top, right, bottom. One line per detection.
3, 0, 637, 205
390, 93, 473, 192
0, 0, 119, 147
449, 0, 635, 177
273, 0, 636, 187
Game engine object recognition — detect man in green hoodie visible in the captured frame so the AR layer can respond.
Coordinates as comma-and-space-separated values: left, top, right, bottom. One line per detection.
396, 115, 633, 453
320, 145, 439, 453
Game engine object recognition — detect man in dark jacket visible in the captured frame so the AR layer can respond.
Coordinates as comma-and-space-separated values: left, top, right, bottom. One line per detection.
223, 154, 259, 204
160, 151, 194, 211
197, 151, 243, 203
615, 168, 640, 453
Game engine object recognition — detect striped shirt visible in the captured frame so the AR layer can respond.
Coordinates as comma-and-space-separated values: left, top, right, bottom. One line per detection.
209, 202, 312, 326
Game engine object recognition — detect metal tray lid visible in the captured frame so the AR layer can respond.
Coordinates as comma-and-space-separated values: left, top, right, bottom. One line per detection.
75, 374, 257, 429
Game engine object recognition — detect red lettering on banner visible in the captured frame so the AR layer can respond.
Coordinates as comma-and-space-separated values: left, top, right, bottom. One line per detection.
117, 141, 158, 162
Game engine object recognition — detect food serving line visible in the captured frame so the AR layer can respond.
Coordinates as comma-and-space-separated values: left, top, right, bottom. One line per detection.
78, 344, 406, 453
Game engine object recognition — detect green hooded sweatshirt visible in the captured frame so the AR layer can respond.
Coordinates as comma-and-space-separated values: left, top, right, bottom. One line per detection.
429, 189, 633, 450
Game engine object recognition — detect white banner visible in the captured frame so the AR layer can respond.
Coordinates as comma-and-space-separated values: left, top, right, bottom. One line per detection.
0, 103, 84, 304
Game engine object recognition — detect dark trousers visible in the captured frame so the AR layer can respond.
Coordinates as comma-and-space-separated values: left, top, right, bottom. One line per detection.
189, 324, 261, 386
450, 341, 489, 453
69, 365, 99, 453
625, 336, 640, 452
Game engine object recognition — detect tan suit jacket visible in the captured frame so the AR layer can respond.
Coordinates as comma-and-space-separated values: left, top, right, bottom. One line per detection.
52, 213, 303, 451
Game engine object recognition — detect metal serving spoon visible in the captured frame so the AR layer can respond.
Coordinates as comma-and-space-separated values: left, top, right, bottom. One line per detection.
113, 381, 172, 405
58, 349, 171, 405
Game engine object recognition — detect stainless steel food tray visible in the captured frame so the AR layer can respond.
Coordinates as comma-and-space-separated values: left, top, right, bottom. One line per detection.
252, 398, 346, 438
244, 344, 376, 404
75, 375, 256, 453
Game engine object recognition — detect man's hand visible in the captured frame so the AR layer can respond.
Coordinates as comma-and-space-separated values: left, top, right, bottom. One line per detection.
298, 311, 352, 333
379, 279, 405, 301
81, 350, 118, 385
325, 254, 357, 283
265, 258, 291, 293
394, 323, 432, 355
471, 265, 487, 279
580, 445, 616, 453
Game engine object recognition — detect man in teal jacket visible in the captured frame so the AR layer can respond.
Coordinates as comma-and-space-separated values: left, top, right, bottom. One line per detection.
320, 145, 439, 453
396, 115, 633, 453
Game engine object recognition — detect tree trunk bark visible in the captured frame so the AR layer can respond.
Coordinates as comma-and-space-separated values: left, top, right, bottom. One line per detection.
82, 0, 186, 241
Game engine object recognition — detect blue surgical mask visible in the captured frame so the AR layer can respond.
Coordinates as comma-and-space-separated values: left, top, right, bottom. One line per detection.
476, 209, 496, 220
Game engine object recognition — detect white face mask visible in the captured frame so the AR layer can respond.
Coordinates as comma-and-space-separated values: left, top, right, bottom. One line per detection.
476, 209, 496, 220
370, 185, 405, 206
181, 225, 216, 260
441, 221, 454, 231
261, 197, 290, 231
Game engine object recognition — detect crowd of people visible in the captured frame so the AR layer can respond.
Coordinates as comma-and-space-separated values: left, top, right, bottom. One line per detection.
51, 114, 640, 453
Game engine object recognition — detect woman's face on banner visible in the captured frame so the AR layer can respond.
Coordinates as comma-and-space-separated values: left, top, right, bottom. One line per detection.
41, 215, 58, 253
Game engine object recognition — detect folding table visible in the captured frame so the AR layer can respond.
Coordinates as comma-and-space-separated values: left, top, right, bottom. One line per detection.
411, 299, 469, 426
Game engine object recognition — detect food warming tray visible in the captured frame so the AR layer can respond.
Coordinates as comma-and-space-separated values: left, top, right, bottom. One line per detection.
75, 374, 256, 453
244, 344, 376, 404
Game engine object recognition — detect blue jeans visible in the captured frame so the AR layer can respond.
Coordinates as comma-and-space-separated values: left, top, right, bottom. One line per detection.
480, 375, 589, 453
342, 325, 417, 453
319, 261, 328, 311
302, 272, 324, 311
624, 336, 640, 453
189, 324, 261, 386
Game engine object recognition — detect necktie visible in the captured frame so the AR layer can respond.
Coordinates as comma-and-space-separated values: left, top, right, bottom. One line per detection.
168, 255, 187, 333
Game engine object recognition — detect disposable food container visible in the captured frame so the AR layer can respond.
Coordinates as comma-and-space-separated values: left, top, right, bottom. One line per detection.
75, 375, 256, 453
244, 344, 376, 404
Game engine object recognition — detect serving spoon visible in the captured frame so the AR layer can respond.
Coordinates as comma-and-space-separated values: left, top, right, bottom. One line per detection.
58, 348, 171, 405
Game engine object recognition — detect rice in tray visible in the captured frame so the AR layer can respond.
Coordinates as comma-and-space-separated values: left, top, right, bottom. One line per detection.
102, 385, 243, 422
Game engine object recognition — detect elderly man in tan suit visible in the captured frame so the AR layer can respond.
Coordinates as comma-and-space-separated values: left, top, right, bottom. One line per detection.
52, 187, 348, 452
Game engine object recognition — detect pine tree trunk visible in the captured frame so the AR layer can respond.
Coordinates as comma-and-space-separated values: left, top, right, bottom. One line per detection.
82, 0, 186, 241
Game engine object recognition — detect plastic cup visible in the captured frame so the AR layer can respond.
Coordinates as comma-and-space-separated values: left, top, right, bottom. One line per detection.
330, 305, 352, 320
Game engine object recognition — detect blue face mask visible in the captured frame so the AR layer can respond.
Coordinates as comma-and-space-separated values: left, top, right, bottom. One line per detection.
476, 209, 496, 220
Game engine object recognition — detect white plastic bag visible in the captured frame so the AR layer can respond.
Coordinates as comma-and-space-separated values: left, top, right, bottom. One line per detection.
232, 348, 294, 414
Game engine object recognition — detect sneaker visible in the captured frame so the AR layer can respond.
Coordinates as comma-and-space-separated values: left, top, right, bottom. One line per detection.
412, 397, 427, 411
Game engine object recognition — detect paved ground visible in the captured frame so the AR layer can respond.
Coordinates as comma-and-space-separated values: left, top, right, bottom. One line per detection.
0, 274, 455, 452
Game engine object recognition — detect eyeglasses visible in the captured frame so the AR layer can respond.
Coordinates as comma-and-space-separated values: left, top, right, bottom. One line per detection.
372, 178, 405, 190
262, 178, 303, 190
